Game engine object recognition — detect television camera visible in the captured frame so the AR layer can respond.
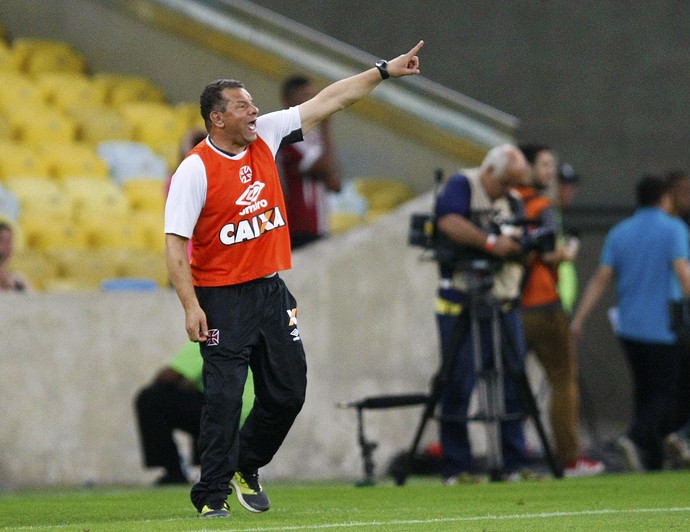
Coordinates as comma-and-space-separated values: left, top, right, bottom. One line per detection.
407, 170, 555, 272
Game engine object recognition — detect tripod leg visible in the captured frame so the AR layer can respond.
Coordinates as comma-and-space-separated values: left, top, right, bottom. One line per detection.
471, 304, 504, 481
499, 310, 564, 478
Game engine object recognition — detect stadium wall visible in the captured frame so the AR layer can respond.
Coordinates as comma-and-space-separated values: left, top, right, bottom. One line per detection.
1, 198, 456, 488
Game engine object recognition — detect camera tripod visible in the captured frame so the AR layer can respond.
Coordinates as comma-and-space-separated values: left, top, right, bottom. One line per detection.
392, 267, 564, 484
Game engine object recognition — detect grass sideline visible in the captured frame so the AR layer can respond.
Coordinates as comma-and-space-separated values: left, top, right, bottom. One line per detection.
1, 472, 689, 531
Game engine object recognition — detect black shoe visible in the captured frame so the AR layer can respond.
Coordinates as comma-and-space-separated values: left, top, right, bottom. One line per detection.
199, 500, 229, 518
230, 471, 270, 512
155, 472, 187, 485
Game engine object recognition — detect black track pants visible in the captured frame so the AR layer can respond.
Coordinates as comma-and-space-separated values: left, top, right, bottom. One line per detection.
190, 275, 307, 509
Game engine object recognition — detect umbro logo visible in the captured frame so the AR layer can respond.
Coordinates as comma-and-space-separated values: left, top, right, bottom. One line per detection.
236, 182, 265, 206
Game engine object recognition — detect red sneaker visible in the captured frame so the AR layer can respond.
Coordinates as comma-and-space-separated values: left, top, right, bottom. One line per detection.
564, 457, 605, 477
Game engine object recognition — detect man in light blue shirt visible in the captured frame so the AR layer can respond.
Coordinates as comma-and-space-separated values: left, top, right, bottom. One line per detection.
571, 175, 690, 470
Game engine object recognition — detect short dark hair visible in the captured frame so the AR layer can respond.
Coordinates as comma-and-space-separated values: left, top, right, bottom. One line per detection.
518, 143, 551, 165
281, 75, 312, 102
199, 79, 245, 131
636, 174, 670, 207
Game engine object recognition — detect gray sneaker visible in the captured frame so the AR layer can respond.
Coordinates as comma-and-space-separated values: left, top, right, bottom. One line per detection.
615, 435, 644, 472
230, 471, 271, 512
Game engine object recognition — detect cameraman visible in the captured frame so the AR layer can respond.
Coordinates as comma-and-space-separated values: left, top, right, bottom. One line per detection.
515, 144, 604, 477
434, 144, 533, 483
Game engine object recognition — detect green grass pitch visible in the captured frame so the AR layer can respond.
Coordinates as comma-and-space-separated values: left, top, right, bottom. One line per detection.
1, 471, 689, 531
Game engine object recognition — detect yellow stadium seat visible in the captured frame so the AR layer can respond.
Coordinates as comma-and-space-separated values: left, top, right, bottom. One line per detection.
0, 45, 22, 72
37, 142, 110, 181
35, 72, 106, 111
10, 38, 83, 72
93, 73, 164, 107
7, 178, 72, 223
120, 101, 187, 148
121, 178, 166, 213
0, 142, 51, 181
0, 71, 45, 111
24, 45, 86, 76
42, 277, 101, 291
117, 249, 168, 286
352, 177, 416, 210
7, 247, 60, 291
20, 217, 89, 251
174, 102, 205, 130
13, 109, 77, 146
68, 106, 135, 144
130, 211, 165, 252
84, 217, 149, 250
47, 248, 122, 282
0, 116, 11, 140
153, 141, 182, 173
329, 212, 364, 235
61, 177, 130, 222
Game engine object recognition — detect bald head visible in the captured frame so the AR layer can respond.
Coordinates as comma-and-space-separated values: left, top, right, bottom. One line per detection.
479, 144, 530, 198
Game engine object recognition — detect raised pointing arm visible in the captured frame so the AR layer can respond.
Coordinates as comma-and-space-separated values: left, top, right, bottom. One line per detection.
298, 40, 424, 135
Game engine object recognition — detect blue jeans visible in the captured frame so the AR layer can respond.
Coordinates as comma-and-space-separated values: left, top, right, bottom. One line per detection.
437, 305, 528, 478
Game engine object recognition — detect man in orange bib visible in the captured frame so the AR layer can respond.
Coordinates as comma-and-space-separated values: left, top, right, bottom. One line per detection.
165, 41, 424, 518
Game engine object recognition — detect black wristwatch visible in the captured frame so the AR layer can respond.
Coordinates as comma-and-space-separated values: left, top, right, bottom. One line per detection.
375, 59, 390, 80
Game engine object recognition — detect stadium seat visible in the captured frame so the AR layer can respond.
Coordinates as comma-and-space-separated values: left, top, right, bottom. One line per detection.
5, 176, 62, 204
84, 217, 149, 251
47, 248, 122, 284
175, 101, 205, 131
24, 45, 86, 76
0, 115, 12, 140
13, 109, 77, 146
129, 211, 165, 252
121, 178, 166, 213
37, 142, 110, 181
10, 38, 84, 74
42, 275, 102, 292
61, 177, 130, 222
120, 101, 186, 140
35, 72, 106, 111
0, 141, 51, 181
329, 212, 364, 235
7, 247, 60, 291
93, 73, 165, 107
101, 277, 159, 291
352, 177, 416, 211
20, 216, 89, 251
68, 106, 135, 145
0, 71, 45, 111
0, 182, 20, 222
97, 141, 168, 183
0, 45, 22, 72
153, 141, 183, 173
117, 249, 168, 286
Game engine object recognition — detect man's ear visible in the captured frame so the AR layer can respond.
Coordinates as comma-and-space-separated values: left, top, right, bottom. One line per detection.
210, 110, 224, 128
